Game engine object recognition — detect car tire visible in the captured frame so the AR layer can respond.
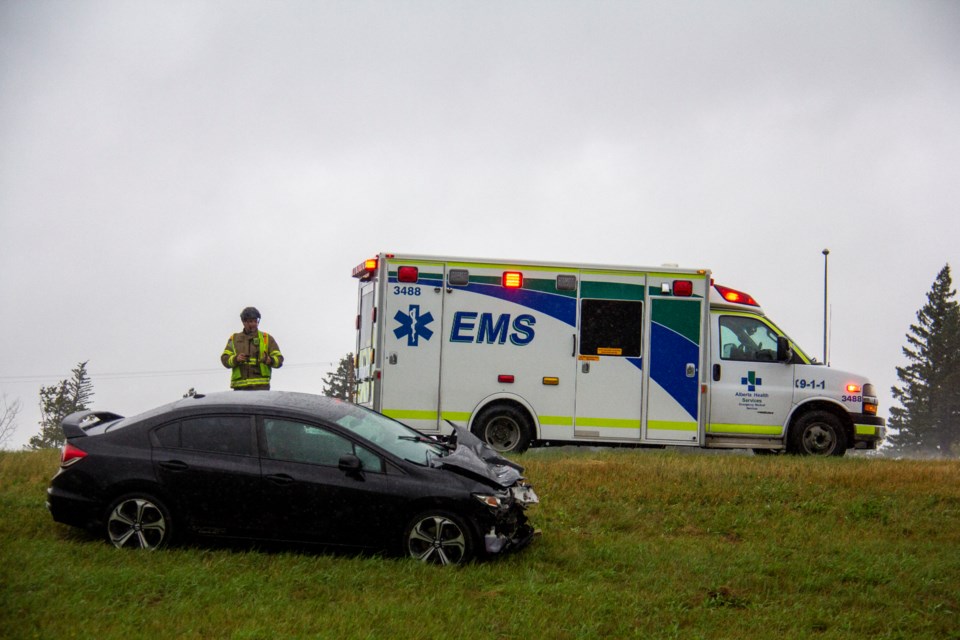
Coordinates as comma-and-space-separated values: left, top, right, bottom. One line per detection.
105, 493, 174, 550
404, 510, 477, 565
788, 411, 848, 457
473, 404, 533, 453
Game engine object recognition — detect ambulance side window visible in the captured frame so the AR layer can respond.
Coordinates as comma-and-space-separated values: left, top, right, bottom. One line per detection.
579, 299, 643, 357
719, 316, 780, 362
359, 290, 374, 347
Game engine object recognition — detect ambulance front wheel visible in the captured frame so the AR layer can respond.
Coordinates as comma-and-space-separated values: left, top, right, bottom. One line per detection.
788, 410, 848, 457
473, 405, 533, 454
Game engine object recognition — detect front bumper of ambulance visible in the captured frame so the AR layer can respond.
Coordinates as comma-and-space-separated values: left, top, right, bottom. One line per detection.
851, 414, 887, 450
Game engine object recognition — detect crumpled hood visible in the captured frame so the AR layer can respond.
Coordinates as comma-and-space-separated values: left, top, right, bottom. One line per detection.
429, 426, 525, 488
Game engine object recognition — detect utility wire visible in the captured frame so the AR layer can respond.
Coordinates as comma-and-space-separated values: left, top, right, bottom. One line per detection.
0, 361, 339, 384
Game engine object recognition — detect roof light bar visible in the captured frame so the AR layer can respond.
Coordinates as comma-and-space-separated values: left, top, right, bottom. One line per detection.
352, 258, 378, 279
714, 284, 759, 306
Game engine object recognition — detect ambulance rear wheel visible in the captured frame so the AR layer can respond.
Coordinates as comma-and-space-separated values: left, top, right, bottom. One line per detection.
473, 405, 533, 454
788, 410, 847, 457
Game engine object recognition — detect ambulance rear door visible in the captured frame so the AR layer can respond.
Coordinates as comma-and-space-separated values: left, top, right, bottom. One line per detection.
377, 258, 446, 433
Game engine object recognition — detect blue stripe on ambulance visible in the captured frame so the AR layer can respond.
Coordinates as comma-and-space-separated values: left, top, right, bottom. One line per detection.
649, 322, 699, 420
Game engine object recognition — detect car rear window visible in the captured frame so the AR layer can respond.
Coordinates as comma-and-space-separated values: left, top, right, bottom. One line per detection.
153, 416, 256, 456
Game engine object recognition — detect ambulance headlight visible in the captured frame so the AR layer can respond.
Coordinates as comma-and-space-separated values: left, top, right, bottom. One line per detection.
863, 384, 879, 415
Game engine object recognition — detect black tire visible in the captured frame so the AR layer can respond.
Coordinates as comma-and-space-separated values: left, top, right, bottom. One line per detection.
105, 493, 174, 550
788, 411, 848, 457
472, 404, 533, 453
403, 510, 477, 565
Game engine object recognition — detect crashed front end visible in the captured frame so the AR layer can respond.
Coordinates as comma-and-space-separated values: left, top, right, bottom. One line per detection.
434, 426, 540, 556
474, 479, 539, 554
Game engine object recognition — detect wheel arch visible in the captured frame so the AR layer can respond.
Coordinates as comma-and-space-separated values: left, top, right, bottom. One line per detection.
467, 393, 540, 440
399, 498, 485, 559
102, 480, 181, 523
786, 399, 854, 443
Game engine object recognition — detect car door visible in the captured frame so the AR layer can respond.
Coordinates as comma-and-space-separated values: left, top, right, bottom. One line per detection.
258, 417, 418, 547
708, 313, 795, 439
152, 414, 263, 537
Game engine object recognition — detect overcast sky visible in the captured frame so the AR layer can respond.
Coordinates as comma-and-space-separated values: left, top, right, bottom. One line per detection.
2, 1, 958, 449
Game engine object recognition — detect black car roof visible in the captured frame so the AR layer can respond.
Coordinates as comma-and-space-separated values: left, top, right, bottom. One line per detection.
114, 391, 351, 429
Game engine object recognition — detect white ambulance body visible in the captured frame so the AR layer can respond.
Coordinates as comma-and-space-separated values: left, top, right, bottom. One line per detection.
352, 253, 886, 456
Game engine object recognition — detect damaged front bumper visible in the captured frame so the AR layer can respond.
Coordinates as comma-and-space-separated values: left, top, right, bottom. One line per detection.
477, 481, 540, 555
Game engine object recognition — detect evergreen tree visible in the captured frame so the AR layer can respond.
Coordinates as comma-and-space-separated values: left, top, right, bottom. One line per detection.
29, 361, 94, 450
888, 265, 960, 456
322, 353, 356, 400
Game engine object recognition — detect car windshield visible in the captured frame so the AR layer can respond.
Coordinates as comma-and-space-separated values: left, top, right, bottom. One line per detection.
329, 403, 447, 466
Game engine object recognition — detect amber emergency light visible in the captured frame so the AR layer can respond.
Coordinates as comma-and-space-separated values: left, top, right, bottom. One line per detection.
502, 271, 523, 288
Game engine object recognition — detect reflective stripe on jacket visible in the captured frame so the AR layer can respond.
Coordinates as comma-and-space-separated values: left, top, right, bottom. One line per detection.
221, 330, 283, 389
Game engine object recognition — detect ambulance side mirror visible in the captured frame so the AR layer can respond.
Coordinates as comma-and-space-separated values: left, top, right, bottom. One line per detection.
777, 336, 793, 363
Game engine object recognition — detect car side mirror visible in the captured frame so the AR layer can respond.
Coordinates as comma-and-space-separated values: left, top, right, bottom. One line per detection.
777, 336, 793, 363
338, 453, 364, 477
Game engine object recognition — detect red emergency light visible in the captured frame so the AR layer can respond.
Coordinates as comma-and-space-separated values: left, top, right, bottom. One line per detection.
673, 280, 693, 297
714, 284, 759, 307
503, 271, 523, 288
397, 266, 419, 283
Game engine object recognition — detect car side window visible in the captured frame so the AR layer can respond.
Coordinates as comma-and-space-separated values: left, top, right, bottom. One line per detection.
263, 419, 384, 472
179, 416, 256, 456
719, 316, 780, 362
153, 422, 180, 448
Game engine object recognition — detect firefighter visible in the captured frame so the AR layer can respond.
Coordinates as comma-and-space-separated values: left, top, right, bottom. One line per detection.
221, 307, 283, 390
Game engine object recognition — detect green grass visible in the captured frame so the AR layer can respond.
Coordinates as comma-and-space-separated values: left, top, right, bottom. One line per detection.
2, 448, 959, 639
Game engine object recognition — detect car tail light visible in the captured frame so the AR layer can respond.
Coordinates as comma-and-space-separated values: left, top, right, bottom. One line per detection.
61, 443, 87, 467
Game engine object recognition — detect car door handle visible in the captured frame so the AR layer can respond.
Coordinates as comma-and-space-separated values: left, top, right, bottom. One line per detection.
265, 474, 295, 486
158, 460, 188, 472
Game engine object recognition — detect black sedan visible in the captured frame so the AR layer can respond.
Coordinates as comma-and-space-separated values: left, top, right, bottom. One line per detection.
47, 391, 538, 565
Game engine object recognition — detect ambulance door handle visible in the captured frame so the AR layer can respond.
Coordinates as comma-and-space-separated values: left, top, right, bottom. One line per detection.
713, 364, 721, 381
572, 335, 577, 357
388, 353, 398, 365
686, 363, 696, 378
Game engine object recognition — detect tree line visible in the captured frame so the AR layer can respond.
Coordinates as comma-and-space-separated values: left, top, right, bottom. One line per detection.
6, 266, 957, 455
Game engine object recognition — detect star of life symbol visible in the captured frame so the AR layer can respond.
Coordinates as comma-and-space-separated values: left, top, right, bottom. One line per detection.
741, 371, 762, 392
393, 305, 435, 346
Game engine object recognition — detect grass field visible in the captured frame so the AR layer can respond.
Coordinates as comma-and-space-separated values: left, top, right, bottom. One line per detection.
2, 448, 959, 639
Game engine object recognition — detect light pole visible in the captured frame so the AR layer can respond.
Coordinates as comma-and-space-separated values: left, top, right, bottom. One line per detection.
822, 248, 829, 366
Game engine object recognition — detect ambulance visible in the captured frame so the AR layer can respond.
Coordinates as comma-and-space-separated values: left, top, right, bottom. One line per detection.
352, 253, 886, 457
